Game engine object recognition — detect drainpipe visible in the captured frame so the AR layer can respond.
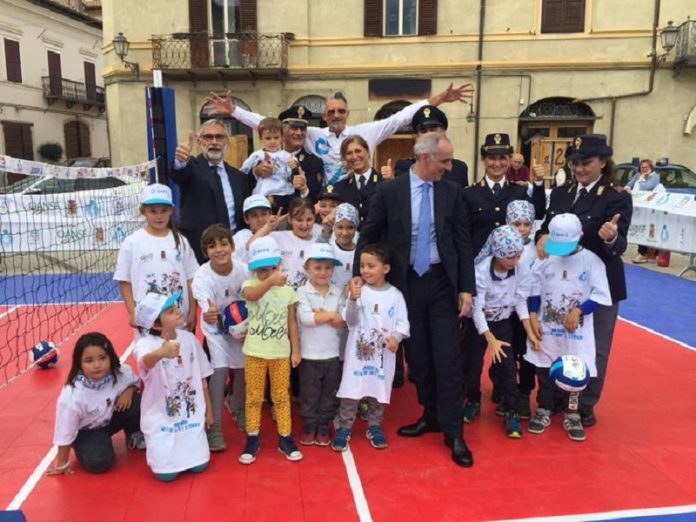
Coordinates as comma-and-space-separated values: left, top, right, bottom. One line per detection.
472, 0, 486, 181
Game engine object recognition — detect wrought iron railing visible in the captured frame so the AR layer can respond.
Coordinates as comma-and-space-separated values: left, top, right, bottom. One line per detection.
41, 76, 105, 107
151, 32, 290, 71
674, 20, 696, 68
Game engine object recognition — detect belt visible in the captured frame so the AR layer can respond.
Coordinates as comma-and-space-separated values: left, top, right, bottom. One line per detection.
409, 262, 443, 276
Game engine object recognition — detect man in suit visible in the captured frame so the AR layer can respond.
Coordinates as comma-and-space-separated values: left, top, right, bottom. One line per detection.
355, 133, 476, 467
171, 119, 250, 263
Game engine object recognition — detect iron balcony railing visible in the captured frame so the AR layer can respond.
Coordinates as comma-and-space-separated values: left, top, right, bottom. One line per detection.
41, 76, 106, 108
151, 32, 290, 71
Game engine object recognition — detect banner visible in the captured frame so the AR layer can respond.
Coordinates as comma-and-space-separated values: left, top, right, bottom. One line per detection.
628, 190, 696, 253
0, 154, 157, 180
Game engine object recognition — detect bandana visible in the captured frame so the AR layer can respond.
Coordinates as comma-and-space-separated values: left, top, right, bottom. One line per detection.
506, 200, 535, 225
75, 371, 114, 390
475, 225, 525, 264
334, 203, 359, 228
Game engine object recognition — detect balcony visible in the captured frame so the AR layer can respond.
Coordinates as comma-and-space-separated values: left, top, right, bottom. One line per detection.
673, 20, 696, 73
42, 76, 106, 111
151, 32, 290, 80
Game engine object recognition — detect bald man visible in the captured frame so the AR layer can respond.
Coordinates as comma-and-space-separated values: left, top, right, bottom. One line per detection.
506, 153, 530, 184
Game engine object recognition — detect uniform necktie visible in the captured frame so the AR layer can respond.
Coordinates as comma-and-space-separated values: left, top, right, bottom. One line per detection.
358, 175, 365, 190
413, 183, 432, 276
493, 182, 502, 196
577, 187, 588, 202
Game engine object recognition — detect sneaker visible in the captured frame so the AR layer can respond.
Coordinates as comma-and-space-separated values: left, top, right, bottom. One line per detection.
299, 425, 316, 446
331, 427, 351, 452
315, 424, 331, 446
563, 413, 586, 441
527, 408, 552, 434
127, 431, 146, 450
504, 412, 522, 439
366, 425, 388, 449
516, 394, 532, 420
278, 435, 304, 461
491, 386, 502, 404
632, 254, 648, 264
358, 400, 369, 421
207, 425, 227, 452
580, 408, 597, 427
462, 402, 481, 424
239, 434, 261, 464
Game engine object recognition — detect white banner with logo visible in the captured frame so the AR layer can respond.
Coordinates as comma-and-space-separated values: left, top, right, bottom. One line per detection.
628, 190, 696, 253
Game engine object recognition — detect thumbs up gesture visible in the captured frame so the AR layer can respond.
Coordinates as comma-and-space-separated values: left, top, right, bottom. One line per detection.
598, 213, 621, 242
175, 130, 195, 162
203, 298, 218, 325
531, 158, 545, 182
254, 152, 274, 178
381, 158, 394, 180
292, 165, 308, 192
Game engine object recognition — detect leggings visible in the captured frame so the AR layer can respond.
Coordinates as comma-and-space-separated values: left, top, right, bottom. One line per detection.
245, 355, 292, 435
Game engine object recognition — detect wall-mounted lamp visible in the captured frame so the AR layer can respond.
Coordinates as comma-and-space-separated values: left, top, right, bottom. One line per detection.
659, 21, 679, 58
112, 32, 140, 78
465, 103, 476, 123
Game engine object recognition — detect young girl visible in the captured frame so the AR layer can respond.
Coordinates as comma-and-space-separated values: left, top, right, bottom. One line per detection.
239, 236, 302, 464
114, 183, 199, 332
315, 188, 342, 239
48, 332, 143, 475
332, 244, 410, 452
233, 195, 272, 264
133, 291, 214, 481
328, 203, 360, 293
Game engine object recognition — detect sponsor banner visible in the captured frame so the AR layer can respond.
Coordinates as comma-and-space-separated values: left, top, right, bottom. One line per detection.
0, 154, 157, 180
628, 190, 696, 253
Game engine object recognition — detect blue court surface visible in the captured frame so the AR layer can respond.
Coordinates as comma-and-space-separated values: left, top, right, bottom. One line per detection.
0, 273, 120, 305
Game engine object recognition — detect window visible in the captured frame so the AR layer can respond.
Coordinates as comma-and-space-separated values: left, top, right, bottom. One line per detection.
84, 62, 97, 101
47, 50, 62, 97
64, 120, 91, 159
210, 0, 240, 36
385, 0, 418, 36
2, 121, 33, 160
541, 0, 586, 34
293, 95, 326, 127
4, 39, 22, 83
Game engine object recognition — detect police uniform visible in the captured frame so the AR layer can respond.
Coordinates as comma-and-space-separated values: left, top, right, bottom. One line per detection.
331, 169, 383, 229
394, 105, 470, 187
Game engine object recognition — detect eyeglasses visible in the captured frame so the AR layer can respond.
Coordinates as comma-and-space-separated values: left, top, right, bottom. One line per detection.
200, 133, 227, 141
327, 109, 347, 115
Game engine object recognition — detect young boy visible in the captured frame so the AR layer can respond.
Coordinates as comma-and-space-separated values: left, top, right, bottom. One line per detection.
233, 195, 273, 264
332, 243, 410, 451
192, 224, 249, 451
240, 117, 297, 212
525, 213, 611, 442
315, 187, 343, 239
239, 236, 302, 464
327, 203, 359, 292
296, 243, 346, 446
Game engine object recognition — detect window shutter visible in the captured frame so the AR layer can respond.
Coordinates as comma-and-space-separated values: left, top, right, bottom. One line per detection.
84, 62, 96, 101
2, 121, 34, 160
418, 0, 438, 36
4, 39, 22, 83
65, 121, 92, 158
541, 0, 585, 34
188, 0, 209, 68
47, 51, 62, 97
563, 0, 585, 33
239, 0, 257, 32
364, 0, 383, 37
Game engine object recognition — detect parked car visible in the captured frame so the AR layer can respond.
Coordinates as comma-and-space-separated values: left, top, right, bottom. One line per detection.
1, 174, 144, 196
65, 157, 112, 168
615, 158, 696, 194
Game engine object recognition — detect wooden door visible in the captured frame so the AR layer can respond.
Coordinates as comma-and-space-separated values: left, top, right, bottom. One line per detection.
375, 135, 415, 173
224, 135, 248, 169
48, 51, 62, 96
531, 137, 572, 188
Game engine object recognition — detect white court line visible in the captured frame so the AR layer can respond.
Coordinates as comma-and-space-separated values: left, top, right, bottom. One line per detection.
618, 316, 696, 352
6, 342, 135, 511
490, 503, 696, 522
341, 445, 373, 522
0, 306, 19, 320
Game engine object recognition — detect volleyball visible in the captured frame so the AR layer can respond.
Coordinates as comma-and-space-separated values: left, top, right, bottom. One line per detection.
549, 355, 590, 393
222, 300, 248, 340
31, 340, 59, 369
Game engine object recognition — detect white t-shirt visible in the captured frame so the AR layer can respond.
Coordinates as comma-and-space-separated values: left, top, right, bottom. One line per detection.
53, 365, 140, 446
192, 260, 249, 369
520, 239, 539, 270
329, 239, 357, 294
232, 228, 253, 263
270, 230, 315, 290
296, 281, 346, 360
134, 330, 213, 474
113, 228, 199, 322
337, 284, 410, 404
241, 149, 295, 197
524, 249, 612, 374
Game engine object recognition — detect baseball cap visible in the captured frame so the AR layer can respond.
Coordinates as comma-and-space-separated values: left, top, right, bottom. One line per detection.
545, 213, 583, 256
248, 236, 282, 270
141, 183, 174, 207
135, 291, 182, 330
305, 242, 342, 266
243, 194, 272, 214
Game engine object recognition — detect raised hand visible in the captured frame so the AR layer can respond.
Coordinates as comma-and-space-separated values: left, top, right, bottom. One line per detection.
598, 213, 621, 242
429, 83, 475, 106
175, 130, 195, 162
254, 152, 274, 178
536, 234, 549, 259
160, 339, 180, 360
269, 270, 288, 287
204, 90, 235, 115
292, 166, 308, 192
531, 158, 546, 182
203, 298, 218, 325
265, 207, 287, 231
348, 277, 362, 301
381, 158, 394, 180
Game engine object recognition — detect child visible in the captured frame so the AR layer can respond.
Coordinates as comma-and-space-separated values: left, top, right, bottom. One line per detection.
296, 243, 347, 446
114, 183, 199, 333
332, 243, 410, 451
48, 332, 143, 475
240, 117, 297, 212
465, 226, 540, 439
525, 213, 611, 442
192, 224, 249, 451
315, 187, 343, 240
133, 291, 214, 481
233, 195, 272, 264
328, 203, 360, 293
239, 236, 302, 464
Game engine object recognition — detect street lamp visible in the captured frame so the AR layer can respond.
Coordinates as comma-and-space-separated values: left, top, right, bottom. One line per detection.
112, 32, 140, 77
660, 21, 679, 54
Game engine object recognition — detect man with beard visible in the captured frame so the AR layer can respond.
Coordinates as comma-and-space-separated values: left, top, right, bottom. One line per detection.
171, 119, 250, 263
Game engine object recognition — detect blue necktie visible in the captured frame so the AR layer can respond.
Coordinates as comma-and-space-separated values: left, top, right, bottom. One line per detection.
413, 183, 432, 276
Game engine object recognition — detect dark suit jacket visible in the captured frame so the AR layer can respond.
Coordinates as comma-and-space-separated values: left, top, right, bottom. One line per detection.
395, 158, 469, 187
170, 154, 249, 261
295, 148, 325, 203
537, 182, 632, 303
462, 179, 547, 254
333, 168, 383, 228
355, 174, 475, 296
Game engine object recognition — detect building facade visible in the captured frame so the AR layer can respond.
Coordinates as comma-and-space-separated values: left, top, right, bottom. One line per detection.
102, 0, 695, 180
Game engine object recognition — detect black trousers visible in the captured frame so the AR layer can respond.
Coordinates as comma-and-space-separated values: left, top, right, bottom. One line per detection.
73, 392, 141, 473
403, 265, 463, 439
536, 368, 579, 412
510, 313, 536, 395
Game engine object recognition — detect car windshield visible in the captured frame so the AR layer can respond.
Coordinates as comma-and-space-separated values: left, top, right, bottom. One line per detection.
659, 167, 696, 189
66, 159, 97, 167
1, 176, 41, 194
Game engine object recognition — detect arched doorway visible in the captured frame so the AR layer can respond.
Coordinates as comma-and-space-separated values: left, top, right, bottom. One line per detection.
518, 97, 595, 184
373, 100, 414, 171
292, 95, 326, 128
200, 95, 253, 168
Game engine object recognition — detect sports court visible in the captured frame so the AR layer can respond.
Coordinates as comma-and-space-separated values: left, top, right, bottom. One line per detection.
1, 261, 695, 521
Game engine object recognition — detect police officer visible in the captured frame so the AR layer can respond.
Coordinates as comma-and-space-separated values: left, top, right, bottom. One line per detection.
394, 105, 469, 187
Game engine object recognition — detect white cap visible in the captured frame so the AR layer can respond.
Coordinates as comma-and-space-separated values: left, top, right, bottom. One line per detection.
135, 291, 182, 330
141, 183, 174, 207
545, 213, 582, 256
243, 194, 272, 214
305, 242, 342, 266
248, 236, 281, 270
